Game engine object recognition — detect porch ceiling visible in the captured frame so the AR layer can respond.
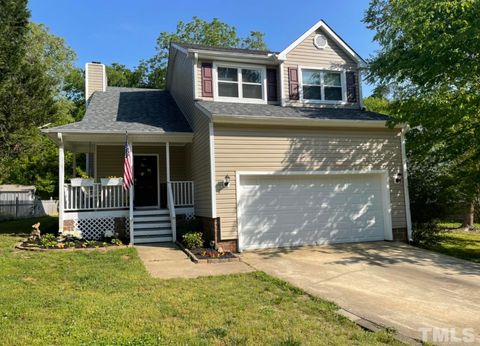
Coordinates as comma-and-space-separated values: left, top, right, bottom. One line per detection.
45, 132, 193, 152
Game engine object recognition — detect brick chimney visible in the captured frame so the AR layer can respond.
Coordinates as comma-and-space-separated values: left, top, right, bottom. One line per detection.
85, 62, 107, 102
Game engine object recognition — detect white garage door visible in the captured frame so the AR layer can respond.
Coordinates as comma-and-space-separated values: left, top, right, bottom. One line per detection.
238, 173, 392, 250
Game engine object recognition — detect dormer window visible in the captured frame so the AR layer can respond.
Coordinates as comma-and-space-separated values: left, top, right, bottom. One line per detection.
300, 68, 346, 103
214, 64, 267, 103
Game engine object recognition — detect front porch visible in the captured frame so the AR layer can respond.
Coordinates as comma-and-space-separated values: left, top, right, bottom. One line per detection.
56, 132, 195, 244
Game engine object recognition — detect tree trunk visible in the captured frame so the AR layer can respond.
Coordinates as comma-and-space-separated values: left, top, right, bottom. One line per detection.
461, 202, 475, 230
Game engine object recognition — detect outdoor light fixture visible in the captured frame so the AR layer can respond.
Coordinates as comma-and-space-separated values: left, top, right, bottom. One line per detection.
223, 174, 231, 188
395, 172, 403, 184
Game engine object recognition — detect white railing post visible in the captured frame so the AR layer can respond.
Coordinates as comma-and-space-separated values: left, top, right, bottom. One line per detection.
167, 182, 176, 242
58, 133, 64, 233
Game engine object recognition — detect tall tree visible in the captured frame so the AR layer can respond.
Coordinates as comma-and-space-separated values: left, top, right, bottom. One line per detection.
142, 17, 268, 89
364, 0, 480, 228
0, 22, 77, 197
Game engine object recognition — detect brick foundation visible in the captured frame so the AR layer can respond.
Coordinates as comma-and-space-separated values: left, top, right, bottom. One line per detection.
63, 219, 74, 232
392, 227, 408, 242
196, 216, 239, 252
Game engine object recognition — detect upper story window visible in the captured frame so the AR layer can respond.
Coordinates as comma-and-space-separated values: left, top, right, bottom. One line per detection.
301, 68, 345, 103
214, 64, 266, 103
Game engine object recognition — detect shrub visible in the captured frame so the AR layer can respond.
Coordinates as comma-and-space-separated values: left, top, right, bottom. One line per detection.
40, 233, 57, 248
412, 222, 441, 247
182, 232, 203, 250
176, 216, 202, 240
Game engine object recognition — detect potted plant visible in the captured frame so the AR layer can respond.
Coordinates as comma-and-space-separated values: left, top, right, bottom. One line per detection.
100, 176, 123, 186
70, 174, 95, 187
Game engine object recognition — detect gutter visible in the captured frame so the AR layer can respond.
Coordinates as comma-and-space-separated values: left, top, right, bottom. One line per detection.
211, 114, 398, 129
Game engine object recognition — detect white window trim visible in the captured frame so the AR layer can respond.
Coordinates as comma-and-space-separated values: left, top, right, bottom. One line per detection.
212, 62, 268, 104
298, 66, 347, 105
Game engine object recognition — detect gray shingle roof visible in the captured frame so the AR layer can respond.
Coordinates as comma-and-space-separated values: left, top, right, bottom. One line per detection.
196, 101, 390, 121
173, 42, 277, 56
45, 87, 191, 133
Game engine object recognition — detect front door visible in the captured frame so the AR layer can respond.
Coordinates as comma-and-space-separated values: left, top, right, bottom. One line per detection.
134, 155, 159, 208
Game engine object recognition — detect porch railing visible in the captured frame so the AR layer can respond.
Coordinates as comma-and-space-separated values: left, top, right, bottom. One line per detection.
64, 184, 129, 211
171, 181, 194, 207
64, 181, 194, 211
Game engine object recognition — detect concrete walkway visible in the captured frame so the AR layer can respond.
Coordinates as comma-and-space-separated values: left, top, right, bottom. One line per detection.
241, 242, 480, 344
136, 243, 253, 279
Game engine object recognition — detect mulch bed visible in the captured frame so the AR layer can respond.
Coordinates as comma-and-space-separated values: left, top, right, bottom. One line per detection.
16, 239, 129, 252
175, 241, 240, 264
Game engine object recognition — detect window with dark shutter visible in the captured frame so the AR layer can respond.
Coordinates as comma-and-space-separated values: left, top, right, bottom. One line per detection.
266, 68, 278, 102
288, 67, 299, 100
201, 62, 213, 97
346, 71, 358, 103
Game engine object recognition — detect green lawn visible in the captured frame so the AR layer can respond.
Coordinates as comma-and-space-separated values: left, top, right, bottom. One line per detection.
0, 228, 401, 345
423, 226, 480, 263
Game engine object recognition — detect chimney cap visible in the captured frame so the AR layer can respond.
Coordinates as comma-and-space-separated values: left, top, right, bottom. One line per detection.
90, 61, 102, 64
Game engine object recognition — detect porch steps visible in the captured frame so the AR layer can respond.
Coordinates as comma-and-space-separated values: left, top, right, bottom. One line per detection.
133, 209, 172, 244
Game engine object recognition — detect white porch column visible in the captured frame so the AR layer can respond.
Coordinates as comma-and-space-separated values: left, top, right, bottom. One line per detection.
129, 142, 134, 245
58, 133, 65, 232
166, 142, 171, 183
165, 142, 176, 242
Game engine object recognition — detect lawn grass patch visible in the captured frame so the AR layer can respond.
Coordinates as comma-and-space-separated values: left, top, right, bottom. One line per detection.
0, 216, 58, 235
0, 234, 402, 345
422, 230, 480, 263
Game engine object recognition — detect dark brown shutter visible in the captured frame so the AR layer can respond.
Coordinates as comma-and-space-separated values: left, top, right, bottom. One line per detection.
266, 68, 278, 102
288, 67, 299, 100
201, 62, 213, 97
346, 71, 358, 103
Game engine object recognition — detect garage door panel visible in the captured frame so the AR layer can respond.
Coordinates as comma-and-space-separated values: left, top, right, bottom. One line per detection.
238, 174, 390, 250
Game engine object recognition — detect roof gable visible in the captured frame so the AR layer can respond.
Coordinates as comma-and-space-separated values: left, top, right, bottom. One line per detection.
278, 20, 367, 67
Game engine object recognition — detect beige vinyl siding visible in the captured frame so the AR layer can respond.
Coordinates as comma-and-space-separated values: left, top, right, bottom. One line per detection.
86, 63, 105, 100
168, 49, 213, 217
283, 27, 359, 108
214, 124, 407, 240
96, 145, 189, 183
189, 110, 213, 216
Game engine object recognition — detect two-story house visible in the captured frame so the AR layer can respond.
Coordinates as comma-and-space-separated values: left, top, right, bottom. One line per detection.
43, 20, 411, 252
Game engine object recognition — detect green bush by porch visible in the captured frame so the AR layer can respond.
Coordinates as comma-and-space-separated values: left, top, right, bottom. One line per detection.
0, 232, 401, 345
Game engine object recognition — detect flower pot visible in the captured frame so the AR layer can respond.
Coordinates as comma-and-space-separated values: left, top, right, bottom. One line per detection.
70, 178, 95, 187
100, 178, 123, 186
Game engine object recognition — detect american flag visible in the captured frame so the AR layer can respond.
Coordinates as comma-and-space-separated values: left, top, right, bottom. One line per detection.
123, 134, 133, 190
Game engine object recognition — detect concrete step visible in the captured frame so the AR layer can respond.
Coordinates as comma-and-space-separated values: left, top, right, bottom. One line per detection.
134, 222, 171, 229
134, 215, 170, 223
134, 236, 173, 243
134, 229, 172, 237
133, 209, 169, 216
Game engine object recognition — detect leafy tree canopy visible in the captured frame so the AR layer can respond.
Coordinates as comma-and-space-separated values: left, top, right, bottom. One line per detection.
0, 20, 77, 197
364, 0, 480, 226
142, 16, 268, 89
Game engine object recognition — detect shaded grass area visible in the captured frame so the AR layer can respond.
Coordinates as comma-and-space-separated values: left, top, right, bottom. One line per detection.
0, 216, 58, 235
0, 234, 402, 345
423, 229, 480, 263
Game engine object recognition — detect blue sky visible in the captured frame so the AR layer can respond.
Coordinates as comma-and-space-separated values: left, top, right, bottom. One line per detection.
29, 0, 378, 95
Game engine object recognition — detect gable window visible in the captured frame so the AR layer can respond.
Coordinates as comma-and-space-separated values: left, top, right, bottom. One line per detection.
215, 65, 266, 103
301, 69, 344, 102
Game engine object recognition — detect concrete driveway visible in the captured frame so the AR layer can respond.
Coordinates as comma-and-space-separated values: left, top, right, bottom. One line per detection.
242, 242, 480, 344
